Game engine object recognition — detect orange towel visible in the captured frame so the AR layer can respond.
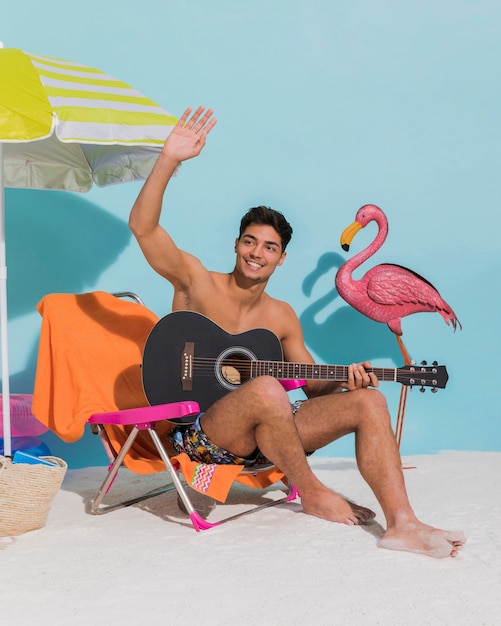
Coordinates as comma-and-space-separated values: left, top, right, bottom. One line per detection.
32, 291, 284, 502
32, 291, 158, 441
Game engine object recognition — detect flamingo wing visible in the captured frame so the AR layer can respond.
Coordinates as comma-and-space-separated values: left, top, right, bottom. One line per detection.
366, 264, 449, 309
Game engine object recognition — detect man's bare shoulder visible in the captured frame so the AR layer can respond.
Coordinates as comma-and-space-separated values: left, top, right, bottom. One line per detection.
176, 259, 225, 288
264, 294, 296, 316
258, 294, 301, 337
209, 270, 231, 284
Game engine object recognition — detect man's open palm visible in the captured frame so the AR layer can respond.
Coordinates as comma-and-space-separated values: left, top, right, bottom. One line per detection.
162, 106, 217, 161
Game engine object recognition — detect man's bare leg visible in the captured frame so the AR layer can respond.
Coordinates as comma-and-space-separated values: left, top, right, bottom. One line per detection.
201, 377, 374, 525
293, 388, 466, 558
201, 377, 465, 557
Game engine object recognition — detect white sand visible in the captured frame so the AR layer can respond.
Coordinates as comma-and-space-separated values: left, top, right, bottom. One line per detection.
1, 451, 500, 626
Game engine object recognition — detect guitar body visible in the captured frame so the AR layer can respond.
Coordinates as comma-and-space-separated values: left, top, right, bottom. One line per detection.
142, 311, 283, 411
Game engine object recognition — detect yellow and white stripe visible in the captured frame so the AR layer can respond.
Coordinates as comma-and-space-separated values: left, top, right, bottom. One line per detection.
26, 51, 177, 144
0, 48, 177, 145
1, 48, 180, 190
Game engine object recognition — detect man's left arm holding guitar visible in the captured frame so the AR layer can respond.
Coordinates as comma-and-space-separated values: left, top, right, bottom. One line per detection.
278, 305, 379, 397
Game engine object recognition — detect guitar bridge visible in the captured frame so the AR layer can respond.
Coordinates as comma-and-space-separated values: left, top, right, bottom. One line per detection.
181, 342, 194, 391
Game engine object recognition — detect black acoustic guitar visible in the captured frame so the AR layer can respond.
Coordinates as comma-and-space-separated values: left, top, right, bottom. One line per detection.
142, 311, 449, 411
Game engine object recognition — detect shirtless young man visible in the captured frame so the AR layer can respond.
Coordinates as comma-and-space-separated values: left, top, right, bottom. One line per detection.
129, 106, 466, 558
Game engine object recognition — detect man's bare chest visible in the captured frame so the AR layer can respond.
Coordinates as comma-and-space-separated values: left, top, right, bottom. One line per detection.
171, 274, 284, 338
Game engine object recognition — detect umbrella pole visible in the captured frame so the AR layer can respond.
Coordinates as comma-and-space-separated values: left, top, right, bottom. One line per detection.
0, 143, 12, 457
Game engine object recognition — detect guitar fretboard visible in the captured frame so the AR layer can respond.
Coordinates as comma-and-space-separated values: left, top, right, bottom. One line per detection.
250, 361, 397, 382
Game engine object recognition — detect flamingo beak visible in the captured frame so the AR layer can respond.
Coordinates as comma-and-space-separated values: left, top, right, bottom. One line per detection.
340, 220, 363, 251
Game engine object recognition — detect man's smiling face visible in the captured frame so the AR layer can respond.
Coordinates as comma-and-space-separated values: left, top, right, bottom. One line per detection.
234, 224, 286, 283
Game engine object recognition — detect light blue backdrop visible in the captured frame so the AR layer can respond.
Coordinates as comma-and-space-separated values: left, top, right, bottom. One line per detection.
2, 0, 500, 467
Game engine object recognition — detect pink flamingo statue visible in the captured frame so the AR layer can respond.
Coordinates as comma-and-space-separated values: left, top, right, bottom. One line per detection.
335, 204, 461, 446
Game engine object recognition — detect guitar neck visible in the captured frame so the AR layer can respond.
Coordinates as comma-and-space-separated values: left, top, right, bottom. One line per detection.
251, 361, 399, 383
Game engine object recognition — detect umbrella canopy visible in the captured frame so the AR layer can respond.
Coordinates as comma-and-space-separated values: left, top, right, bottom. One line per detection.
1, 47, 178, 190
0, 47, 178, 455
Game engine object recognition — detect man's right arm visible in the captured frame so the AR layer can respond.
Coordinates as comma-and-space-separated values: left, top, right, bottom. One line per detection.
128, 106, 217, 290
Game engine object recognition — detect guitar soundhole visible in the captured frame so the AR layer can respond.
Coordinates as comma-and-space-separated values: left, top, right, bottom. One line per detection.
216, 346, 256, 391
221, 354, 251, 385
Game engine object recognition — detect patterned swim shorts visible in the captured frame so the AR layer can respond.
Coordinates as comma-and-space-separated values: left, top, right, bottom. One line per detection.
167, 400, 304, 467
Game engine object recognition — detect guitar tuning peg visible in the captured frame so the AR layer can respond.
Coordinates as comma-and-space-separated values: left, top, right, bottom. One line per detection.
410, 360, 416, 365
421, 360, 427, 366
419, 386, 425, 393
432, 361, 438, 366
431, 387, 438, 393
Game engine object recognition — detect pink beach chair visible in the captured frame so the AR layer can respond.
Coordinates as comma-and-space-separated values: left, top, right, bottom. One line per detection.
32, 291, 302, 532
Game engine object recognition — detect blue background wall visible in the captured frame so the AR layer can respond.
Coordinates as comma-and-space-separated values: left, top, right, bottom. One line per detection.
2, 1, 500, 466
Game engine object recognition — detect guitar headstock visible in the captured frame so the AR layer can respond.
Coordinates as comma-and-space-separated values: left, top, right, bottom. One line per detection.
397, 361, 448, 391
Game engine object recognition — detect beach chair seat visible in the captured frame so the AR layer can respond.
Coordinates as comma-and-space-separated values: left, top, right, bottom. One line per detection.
88, 399, 300, 531
32, 291, 301, 532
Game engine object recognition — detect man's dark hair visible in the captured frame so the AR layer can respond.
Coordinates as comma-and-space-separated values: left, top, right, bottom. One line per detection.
238, 206, 293, 251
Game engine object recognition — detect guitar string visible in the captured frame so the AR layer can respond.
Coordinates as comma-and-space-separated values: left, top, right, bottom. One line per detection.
187, 356, 439, 367
182, 357, 442, 383
188, 356, 435, 372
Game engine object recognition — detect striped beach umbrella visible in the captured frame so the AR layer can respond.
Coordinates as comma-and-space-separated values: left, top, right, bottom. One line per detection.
0, 46, 179, 455
0, 47, 178, 191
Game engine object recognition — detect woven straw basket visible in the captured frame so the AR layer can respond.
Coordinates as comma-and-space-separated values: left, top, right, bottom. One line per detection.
0, 455, 67, 537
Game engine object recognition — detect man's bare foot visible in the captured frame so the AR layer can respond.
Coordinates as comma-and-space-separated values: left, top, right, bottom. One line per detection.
378, 523, 466, 558
302, 487, 376, 525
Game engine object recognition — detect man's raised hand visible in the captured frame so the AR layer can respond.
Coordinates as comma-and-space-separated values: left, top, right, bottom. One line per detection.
162, 106, 217, 162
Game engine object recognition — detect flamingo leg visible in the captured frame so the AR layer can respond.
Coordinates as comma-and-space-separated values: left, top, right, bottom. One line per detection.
395, 385, 408, 448
395, 335, 411, 449
396, 334, 412, 366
